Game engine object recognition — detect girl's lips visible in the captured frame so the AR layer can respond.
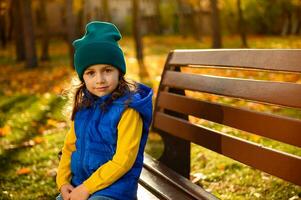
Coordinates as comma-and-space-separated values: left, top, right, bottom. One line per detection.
95, 86, 108, 91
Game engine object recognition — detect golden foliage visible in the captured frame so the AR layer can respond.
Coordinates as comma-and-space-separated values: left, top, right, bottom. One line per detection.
0, 63, 72, 95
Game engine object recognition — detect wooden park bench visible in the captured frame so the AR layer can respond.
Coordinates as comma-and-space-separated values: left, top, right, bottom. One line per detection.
138, 49, 301, 199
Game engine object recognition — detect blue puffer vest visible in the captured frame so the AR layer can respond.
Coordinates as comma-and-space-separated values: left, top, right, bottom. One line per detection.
70, 83, 153, 200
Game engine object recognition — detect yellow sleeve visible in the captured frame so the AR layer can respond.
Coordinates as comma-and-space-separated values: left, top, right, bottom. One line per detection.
83, 108, 143, 194
56, 121, 76, 190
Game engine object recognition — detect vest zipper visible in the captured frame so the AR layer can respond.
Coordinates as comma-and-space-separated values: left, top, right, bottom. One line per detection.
79, 106, 94, 178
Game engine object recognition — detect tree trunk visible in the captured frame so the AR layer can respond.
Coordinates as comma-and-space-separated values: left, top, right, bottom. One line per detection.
154, 0, 162, 34
210, 0, 222, 48
8, 0, 14, 41
19, 0, 37, 68
176, 0, 188, 37
66, 0, 76, 68
297, 5, 301, 35
0, 0, 6, 48
101, 0, 111, 21
0, 15, 6, 48
132, 0, 149, 82
11, 0, 25, 61
83, 0, 91, 27
192, 0, 202, 41
76, 0, 84, 37
237, 0, 248, 47
40, 0, 50, 61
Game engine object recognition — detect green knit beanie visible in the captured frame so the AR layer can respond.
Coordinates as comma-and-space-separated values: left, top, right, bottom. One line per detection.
73, 21, 126, 80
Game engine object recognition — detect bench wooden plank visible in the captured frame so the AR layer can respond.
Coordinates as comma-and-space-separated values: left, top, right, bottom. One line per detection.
139, 167, 196, 199
162, 71, 301, 108
137, 184, 160, 200
139, 154, 218, 200
157, 92, 301, 147
169, 49, 301, 72
154, 112, 301, 186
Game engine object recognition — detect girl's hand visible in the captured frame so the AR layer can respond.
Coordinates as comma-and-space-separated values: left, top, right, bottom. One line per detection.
61, 184, 74, 200
69, 184, 90, 200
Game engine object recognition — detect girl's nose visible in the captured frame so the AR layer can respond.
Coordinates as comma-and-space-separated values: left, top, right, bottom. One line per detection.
96, 73, 105, 84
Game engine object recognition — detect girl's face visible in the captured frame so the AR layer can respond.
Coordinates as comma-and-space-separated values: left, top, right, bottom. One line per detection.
83, 64, 119, 97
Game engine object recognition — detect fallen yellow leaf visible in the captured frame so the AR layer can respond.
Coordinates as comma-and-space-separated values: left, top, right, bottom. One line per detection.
47, 119, 58, 127
0, 125, 11, 137
16, 168, 31, 175
33, 137, 44, 144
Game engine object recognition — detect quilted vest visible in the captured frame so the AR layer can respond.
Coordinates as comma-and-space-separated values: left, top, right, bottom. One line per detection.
70, 84, 153, 200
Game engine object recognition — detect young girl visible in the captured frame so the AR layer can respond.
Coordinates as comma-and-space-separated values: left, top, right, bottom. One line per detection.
56, 21, 153, 200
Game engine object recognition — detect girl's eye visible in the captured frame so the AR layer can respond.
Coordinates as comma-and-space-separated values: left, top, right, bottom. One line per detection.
105, 68, 113, 73
85, 71, 95, 76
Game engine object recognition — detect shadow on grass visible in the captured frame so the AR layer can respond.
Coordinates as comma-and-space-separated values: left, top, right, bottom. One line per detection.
0, 95, 59, 175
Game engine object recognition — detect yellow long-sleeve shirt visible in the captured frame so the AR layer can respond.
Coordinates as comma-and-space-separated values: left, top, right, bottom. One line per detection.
56, 108, 143, 194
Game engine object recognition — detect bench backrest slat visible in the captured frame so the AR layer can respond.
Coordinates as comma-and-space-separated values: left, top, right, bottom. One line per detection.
169, 49, 301, 72
162, 71, 301, 108
155, 112, 301, 186
157, 92, 301, 147
154, 49, 301, 187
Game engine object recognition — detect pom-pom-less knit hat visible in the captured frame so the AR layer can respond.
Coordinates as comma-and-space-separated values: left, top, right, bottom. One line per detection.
73, 21, 126, 80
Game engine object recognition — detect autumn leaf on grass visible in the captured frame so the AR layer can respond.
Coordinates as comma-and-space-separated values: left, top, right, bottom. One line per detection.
0, 125, 11, 137
218, 164, 225, 171
47, 119, 59, 127
16, 168, 31, 175
33, 136, 44, 144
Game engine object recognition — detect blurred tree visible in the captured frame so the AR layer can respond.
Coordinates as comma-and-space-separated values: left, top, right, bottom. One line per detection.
7, 0, 13, 42
0, 0, 7, 48
39, 0, 50, 61
65, 0, 76, 68
153, 0, 163, 34
242, 0, 293, 35
160, 0, 177, 34
176, 0, 191, 37
177, 0, 203, 40
281, 0, 294, 36
11, 0, 25, 61
237, 0, 248, 47
101, 0, 111, 22
83, 0, 91, 27
189, 0, 203, 41
210, 0, 222, 48
19, 0, 37, 68
296, 2, 301, 35
74, 0, 84, 37
132, 0, 149, 81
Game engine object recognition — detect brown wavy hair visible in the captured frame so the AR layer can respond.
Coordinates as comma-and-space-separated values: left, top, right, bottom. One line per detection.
70, 72, 137, 120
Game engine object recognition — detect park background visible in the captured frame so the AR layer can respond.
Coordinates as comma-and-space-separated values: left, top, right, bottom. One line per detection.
0, 0, 301, 199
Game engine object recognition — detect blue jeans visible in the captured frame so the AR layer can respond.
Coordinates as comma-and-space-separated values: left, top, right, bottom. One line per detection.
56, 194, 115, 200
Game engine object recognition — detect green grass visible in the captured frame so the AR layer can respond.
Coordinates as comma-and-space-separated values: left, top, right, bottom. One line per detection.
0, 94, 67, 199
190, 144, 301, 200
